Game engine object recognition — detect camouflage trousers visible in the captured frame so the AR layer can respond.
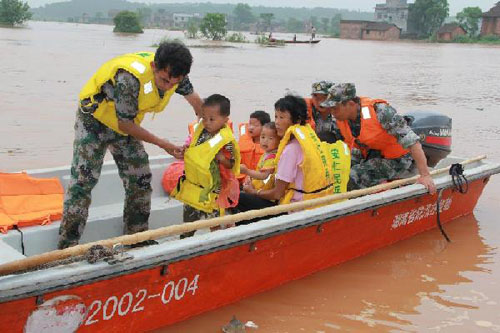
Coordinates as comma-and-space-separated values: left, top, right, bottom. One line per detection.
348, 153, 414, 190
58, 110, 152, 249
180, 204, 220, 239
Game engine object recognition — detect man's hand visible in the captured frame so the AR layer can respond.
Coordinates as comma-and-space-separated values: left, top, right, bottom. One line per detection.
170, 147, 184, 160
159, 139, 183, 159
416, 174, 436, 195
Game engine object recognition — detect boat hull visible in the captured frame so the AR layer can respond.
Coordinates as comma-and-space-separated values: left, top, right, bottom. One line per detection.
0, 177, 490, 332
283, 40, 320, 44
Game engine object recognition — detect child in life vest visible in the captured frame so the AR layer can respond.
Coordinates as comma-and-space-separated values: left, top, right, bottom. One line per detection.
240, 122, 280, 193
237, 111, 271, 184
179, 94, 240, 238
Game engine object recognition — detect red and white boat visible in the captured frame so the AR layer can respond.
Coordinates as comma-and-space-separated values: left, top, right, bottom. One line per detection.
0, 153, 499, 332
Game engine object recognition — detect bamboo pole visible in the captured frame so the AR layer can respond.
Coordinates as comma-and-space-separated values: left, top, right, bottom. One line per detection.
0, 155, 486, 276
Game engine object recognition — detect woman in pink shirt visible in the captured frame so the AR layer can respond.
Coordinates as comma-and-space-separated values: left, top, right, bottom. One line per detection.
236, 95, 308, 223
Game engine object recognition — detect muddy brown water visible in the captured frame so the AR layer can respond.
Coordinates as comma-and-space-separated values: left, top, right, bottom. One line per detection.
1, 22, 500, 332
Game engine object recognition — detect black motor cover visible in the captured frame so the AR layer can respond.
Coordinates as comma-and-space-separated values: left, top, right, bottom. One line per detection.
404, 111, 452, 167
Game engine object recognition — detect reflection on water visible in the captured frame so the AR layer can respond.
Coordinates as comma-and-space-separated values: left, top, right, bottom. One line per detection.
159, 215, 496, 332
2, 21, 500, 332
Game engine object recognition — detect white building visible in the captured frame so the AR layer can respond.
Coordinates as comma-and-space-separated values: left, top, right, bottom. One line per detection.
374, 0, 410, 33
173, 13, 200, 28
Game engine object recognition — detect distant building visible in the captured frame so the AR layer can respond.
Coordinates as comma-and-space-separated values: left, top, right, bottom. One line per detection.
153, 11, 174, 28
340, 20, 372, 39
363, 22, 401, 40
436, 23, 466, 41
375, 0, 409, 33
173, 13, 200, 28
480, 2, 500, 36
340, 20, 400, 40
81, 12, 90, 24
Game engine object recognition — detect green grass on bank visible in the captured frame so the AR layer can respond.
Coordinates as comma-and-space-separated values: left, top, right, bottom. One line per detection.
442, 34, 500, 44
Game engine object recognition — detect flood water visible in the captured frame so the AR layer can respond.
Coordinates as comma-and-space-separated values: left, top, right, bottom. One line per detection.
1, 21, 500, 332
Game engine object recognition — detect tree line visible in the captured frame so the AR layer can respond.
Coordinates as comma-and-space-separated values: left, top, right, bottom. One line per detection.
2, 0, 498, 45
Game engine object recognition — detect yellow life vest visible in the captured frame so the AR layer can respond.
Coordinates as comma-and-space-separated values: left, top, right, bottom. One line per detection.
276, 124, 351, 205
171, 123, 241, 213
78, 52, 178, 135
251, 152, 276, 191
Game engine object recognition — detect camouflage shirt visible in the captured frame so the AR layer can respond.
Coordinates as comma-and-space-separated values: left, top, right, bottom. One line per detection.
311, 105, 338, 134
349, 102, 419, 149
101, 69, 194, 122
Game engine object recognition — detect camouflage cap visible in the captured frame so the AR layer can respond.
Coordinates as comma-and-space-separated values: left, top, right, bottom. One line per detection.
311, 80, 334, 95
320, 83, 357, 108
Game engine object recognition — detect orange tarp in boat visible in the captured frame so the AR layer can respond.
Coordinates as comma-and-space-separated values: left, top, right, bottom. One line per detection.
0, 172, 64, 233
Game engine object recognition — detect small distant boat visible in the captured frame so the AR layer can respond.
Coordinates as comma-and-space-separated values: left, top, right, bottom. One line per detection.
284, 39, 321, 44
268, 39, 321, 44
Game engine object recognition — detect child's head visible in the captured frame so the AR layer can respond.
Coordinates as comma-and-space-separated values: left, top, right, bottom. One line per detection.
248, 110, 270, 140
202, 94, 230, 135
260, 122, 280, 153
274, 95, 307, 137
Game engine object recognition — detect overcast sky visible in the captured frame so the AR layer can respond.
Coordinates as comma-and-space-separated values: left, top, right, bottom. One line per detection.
28, 0, 498, 16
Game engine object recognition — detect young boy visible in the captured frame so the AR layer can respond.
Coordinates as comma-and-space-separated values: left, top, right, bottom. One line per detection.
171, 94, 240, 238
241, 122, 280, 192
238, 110, 271, 182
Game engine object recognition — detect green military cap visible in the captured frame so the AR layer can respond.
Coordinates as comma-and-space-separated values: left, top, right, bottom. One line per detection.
320, 83, 356, 108
311, 80, 334, 95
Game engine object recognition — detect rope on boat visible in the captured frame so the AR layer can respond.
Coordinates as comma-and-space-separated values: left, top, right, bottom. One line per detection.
435, 163, 470, 242
0, 155, 486, 277
450, 163, 469, 193
436, 189, 451, 242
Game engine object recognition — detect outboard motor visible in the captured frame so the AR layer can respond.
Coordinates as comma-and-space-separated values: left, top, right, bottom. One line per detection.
404, 111, 452, 167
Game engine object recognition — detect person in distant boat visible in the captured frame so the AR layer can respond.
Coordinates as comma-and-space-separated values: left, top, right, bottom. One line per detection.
304, 80, 342, 143
293, 34, 297, 42
311, 26, 316, 40
57, 42, 203, 249
268, 32, 275, 42
321, 83, 436, 194
234, 95, 350, 223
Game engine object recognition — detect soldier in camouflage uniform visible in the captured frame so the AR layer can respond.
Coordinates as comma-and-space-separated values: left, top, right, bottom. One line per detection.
308, 80, 342, 143
58, 42, 203, 249
321, 83, 436, 194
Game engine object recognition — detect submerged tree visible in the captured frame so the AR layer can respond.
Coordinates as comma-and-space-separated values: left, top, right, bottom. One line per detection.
200, 13, 227, 40
259, 13, 274, 32
409, 0, 449, 38
186, 18, 199, 39
286, 17, 303, 32
113, 10, 143, 33
233, 3, 255, 30
0, 0, 32, 26
330, 13, 342, 36
456, 6, 482, 37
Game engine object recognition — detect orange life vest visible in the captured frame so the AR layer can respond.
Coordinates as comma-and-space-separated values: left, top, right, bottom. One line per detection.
188, 119, 234, 136
0, 172, 64, 233
304, 98, 316, 130
238, 123, 264, 171
336, 97, 409, 159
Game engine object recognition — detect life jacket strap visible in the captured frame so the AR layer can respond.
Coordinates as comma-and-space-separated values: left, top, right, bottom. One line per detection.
290, 183, 333, 195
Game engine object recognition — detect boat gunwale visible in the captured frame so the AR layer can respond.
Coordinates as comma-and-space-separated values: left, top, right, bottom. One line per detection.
0, 159, 499, 303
